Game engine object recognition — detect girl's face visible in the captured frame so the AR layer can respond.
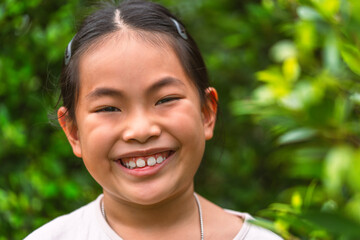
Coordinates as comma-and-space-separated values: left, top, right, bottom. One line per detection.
59, 34, 216, 205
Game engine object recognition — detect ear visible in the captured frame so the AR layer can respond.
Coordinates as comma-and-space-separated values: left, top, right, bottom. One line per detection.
202, 87, 218, 140
58, 107, 82, 158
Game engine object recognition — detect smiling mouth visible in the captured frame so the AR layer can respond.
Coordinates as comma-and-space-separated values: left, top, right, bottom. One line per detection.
116, 151, 173, 169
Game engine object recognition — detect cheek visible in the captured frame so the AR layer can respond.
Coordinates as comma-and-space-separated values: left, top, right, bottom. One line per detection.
77, 120, 117, 185
77, 116, 118, 162
171, 108, 206, 177
164, 102, 206, 149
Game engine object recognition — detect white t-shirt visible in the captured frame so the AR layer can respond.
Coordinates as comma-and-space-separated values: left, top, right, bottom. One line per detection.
25, 195, 282, 240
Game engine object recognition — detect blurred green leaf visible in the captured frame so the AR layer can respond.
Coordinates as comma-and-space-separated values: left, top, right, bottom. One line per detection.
324, 31, 340, 73
270, 40, 297, 63
302, 210, 360, 237
277, 128, 317, 145
295, 20, 317, 52
341, 44, 360, 76
297, 6, 322, 21
347, 150, 360, 193
323, 145, 353, 196
282, 57, 301, 82
312, 0, 340, 19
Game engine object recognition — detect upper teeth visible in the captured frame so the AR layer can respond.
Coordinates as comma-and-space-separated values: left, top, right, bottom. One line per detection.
129, 161, 136, 168
156, 156, 164, 164
147, 157, 156, 166
121, 154, 168, 169
136, 159, 146, 167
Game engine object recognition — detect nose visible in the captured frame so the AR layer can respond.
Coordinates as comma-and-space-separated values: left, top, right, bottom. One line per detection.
122, 109, 161, 143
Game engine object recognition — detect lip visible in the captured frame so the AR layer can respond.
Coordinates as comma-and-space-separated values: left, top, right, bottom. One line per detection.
115, 148, 174, 159
113, 148, 176, 177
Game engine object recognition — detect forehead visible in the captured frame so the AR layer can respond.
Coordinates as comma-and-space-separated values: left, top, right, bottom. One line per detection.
76, 31, 198, 99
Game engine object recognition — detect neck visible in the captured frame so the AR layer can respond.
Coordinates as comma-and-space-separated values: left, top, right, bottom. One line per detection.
102, 185, 200, 238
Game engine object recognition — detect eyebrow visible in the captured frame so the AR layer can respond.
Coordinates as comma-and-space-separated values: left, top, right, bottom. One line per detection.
148, 77, 186, 93
86, 87, 124, 100
86, 77, 185, 100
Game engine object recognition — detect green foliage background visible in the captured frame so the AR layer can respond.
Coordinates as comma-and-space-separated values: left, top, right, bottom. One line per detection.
1, 0, 360, 239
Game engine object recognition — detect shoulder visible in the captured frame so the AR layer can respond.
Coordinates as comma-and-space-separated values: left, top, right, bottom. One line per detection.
25, 195, 103, 240
226, 210, 283, 240
198, 195, 282, 240
198, 195, 244, 239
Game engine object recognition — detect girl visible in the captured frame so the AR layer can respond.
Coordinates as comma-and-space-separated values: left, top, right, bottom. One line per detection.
26, 1, 282, 239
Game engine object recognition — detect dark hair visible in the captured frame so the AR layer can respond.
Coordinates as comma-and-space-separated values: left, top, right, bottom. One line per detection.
60, 0, 211, 121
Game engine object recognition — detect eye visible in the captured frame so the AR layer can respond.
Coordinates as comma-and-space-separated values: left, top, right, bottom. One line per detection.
96, 106, 120, 112
156, 96, 180, 105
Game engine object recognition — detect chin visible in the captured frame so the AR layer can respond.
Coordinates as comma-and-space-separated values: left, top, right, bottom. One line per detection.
126, 192, 168, 206
125, 184, 181, 206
